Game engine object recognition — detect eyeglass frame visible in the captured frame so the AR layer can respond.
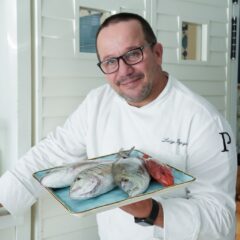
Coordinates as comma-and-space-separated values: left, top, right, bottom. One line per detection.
97, 42, 156, 74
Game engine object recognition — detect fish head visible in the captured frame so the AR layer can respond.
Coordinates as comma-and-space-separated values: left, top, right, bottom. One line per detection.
119, 176, 133, 191
118, 174, 144, 197
69, 174, 100, 200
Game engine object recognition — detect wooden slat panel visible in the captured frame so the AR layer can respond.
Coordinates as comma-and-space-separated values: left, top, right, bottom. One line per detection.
210, 22, 228, 37
162, 48, 178, 63
42, 58, 101, 78
119, 7, 144, 16
156, 15, 178, 32
182, 81, 226, 96
163, 64, 226, 81
157, 31, 178, 48
156, 0, 227, 22
162, 50, 227, 66
42, 38, 75, 58
209, 37, 227, 52
42, 17, 74, 38
42, 214, 98, 238
180, 0, 228, 7
44, 227, 99, 240
76, 0, 145, 12
41, 194, 69, 219
42, 117, 67, 137
43, 77, 105, 97
43, 97, 84, 117
209, 52, 227, 66
42, 0, 75, 19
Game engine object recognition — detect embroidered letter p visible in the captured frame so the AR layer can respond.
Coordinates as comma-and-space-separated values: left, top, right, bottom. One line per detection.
219, 132, 231, 152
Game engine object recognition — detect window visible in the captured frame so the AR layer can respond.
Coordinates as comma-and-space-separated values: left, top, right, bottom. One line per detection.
79, 8, 111, 53
181, 21, 208, 62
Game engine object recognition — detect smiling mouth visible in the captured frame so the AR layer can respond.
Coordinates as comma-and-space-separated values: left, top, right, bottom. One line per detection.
121, 78, 139, 86
117, 74, 143, 87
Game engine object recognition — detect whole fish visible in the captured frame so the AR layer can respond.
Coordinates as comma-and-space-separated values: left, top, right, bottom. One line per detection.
142, 154, 174, 187
112, 157, 150, 197
69, 163, 116, 200
40, 160, 101, 188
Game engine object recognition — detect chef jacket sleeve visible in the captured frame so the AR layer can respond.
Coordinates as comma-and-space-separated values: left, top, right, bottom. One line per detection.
154, 114, 237, 240
0, 99, 89, 216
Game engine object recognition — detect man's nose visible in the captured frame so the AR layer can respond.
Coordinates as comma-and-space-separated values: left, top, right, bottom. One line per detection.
118, 58, 133, 74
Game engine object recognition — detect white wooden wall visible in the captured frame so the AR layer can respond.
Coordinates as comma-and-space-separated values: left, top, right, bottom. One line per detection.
152, 0, 231, 117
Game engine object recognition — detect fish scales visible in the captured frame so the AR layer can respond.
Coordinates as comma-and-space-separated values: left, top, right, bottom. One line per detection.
69, 163, 116, 200
112, 157, 150, 197
40, 160, 101, 188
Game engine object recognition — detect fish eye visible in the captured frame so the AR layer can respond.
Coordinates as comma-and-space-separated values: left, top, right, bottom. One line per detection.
122, 178, 129, 183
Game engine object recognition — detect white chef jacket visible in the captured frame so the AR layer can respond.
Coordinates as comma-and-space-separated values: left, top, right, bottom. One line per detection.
0, 75, 237, 240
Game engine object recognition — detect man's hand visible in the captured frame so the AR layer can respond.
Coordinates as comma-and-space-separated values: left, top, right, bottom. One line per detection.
120, 198, 164, 227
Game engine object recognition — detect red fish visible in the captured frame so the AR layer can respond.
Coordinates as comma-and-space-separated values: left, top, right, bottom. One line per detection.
142, 154, 174, 187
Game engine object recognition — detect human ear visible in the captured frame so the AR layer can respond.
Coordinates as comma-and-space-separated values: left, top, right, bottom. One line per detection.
153, 43, 163, 65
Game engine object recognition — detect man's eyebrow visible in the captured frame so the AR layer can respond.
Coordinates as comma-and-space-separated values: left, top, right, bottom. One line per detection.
102, 55, 116, 61
101, 45, 141, 61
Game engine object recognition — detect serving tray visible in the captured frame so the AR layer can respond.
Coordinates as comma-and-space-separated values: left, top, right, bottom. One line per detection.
33, 149, 195, 217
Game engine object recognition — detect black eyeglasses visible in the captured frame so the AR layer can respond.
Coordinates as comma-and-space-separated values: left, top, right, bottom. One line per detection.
97, 42, 155, 74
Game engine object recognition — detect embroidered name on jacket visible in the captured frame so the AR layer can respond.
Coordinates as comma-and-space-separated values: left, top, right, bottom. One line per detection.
162, 138, 188, 146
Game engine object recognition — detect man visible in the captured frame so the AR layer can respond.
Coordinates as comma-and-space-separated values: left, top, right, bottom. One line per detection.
0, 12, 237, 240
